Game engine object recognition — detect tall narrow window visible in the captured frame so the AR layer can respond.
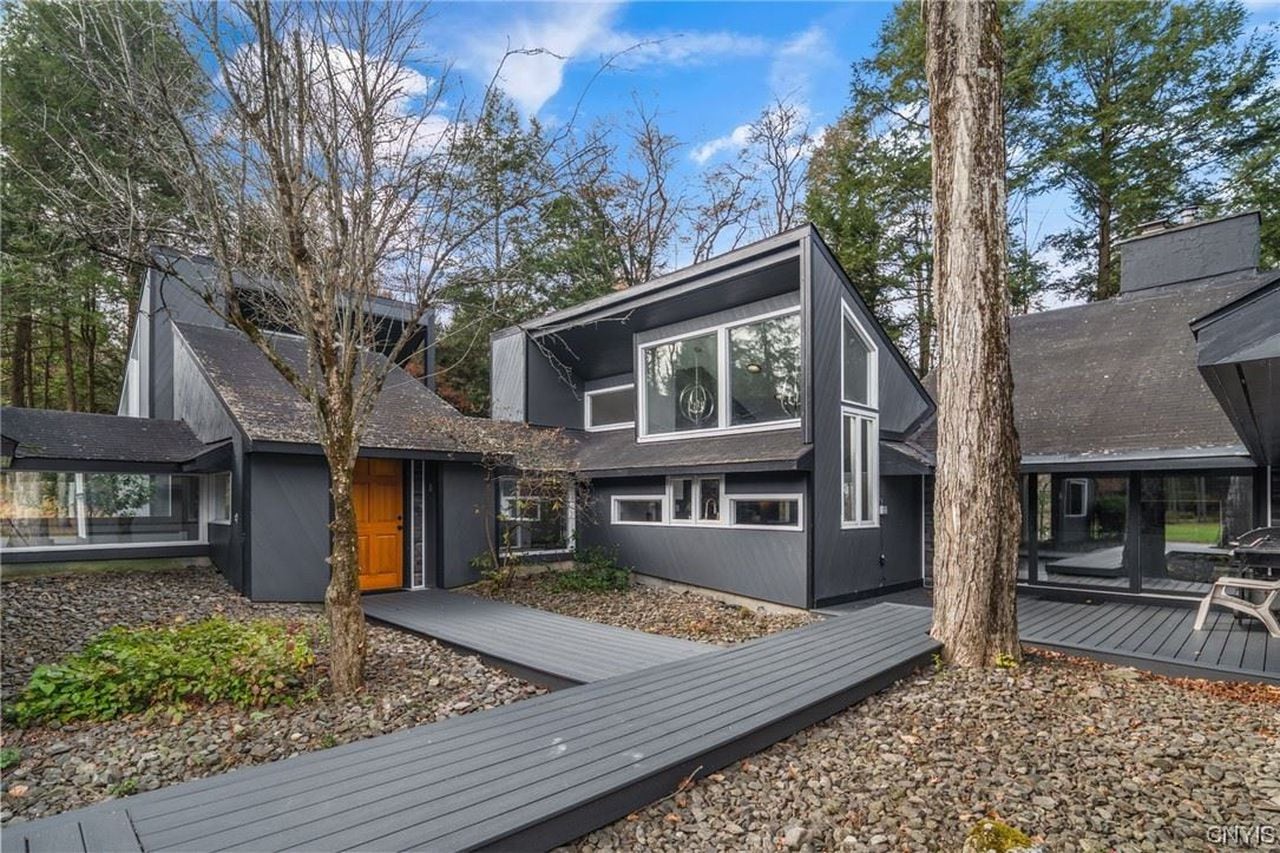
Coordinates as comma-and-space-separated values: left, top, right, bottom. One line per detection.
699, 477, 721, 522
842, 412, 878, 527
670, 478, 694, 521
842, 310, 875, 407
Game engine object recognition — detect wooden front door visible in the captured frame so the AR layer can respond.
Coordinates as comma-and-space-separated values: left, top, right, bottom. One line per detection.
354, 458, 403, 591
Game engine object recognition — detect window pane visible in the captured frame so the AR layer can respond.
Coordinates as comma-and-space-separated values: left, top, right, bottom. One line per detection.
699, 478, 721, 522
842, 416, 856, 522
671, 478, 693, 520
616, 498, 664, 523
728, 314, 802, 426
843, 316, 871, 405
643, 333, 718, 434
1065, 480, 1087, 517
587, 386, 633, 428
733, 498, 800, 527
1, 472, 200, 547
859, 417, 872, 521
211, 473, 231, 522
498, 478, 570, 552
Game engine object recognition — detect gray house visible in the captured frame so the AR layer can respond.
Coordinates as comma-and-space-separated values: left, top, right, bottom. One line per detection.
490, 226, 935, 608
920, 210, 1279, 602
3, 213, 1275, 611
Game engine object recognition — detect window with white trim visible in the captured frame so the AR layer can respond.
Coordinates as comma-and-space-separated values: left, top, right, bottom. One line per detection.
666, 476, 725, 525
842, 412, 878, 527
585, 384, 634, 431
612, 495, 665, 525
498, 476, 573, 552
842, 307, 877, 408
729, 495, 803, 529
639, 308, 802, 439
210, 472, 232, 523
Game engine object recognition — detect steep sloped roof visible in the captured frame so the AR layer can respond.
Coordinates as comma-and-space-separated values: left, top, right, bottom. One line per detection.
1, 407, 213, 465
175, 322, 475, 455
921, 269, 1276, 463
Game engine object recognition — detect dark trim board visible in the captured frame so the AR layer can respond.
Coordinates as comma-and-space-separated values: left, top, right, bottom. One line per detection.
0, 544, 209, 564
1, 604, 938, 853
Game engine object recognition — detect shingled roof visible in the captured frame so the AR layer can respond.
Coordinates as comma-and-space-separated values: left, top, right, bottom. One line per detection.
0, 407, 215, 468
920, 268, 1277, 466
568, 427, 812, 477
175, 322, 478, 456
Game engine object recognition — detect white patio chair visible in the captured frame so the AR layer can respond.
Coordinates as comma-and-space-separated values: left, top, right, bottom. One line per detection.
1194, 576, 1280, 639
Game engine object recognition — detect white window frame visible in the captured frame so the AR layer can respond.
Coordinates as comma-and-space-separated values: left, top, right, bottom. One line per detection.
840, 304, 878, 410
208, 472, 232, 524
584, 383, 636, 432
665, 475, 726, 527
1064, 478, 1089, 518
727, 493, 805, 532
611, 494, 667, 526
637, 306, 802, 443
841, 409, 880, 529
497, 475, 576, 554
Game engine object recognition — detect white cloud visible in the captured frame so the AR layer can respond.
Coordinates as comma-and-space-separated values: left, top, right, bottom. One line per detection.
691, 123, 753, 165
768, 25, 836, 100
442, 3, 771, 116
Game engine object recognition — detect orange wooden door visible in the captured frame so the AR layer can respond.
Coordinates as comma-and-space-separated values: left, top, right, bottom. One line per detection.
354, 458, 403, 591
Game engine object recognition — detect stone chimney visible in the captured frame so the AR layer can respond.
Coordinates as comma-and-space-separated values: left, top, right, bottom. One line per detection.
1115, 210, 1261, 294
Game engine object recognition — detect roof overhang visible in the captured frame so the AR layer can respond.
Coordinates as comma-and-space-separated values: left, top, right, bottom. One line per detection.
1019, 446, 1255, 474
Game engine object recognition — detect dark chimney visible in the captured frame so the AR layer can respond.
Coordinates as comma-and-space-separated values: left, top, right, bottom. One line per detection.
1116, 210, 1261, 295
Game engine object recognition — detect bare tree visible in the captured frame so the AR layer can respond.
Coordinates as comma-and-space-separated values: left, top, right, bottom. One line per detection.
746, 99, 812, 235
924, 0, 1022, 666
687, 164, 759, 263
54, 0, 584, 692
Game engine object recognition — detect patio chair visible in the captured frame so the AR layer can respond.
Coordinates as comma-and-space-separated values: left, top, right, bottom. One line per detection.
1194, 576, 1280, 638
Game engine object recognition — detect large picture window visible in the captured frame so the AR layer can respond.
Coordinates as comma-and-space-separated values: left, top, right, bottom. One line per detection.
640, 308, 801, 439
842, 412, 878, 527
497, 476, 573, 553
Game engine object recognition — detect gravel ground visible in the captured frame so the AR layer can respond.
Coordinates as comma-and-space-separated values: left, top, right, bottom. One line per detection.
572, 651, 1280, 852
0, 566, 542, 825
467, 574, 816, 644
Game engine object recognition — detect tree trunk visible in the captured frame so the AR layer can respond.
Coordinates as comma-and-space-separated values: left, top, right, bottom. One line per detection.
1096, 196, 1113, 300
11, 312, 32, 407
924, 0, 1022, 667
324, 447, 367, 695
61, 313, 79, 412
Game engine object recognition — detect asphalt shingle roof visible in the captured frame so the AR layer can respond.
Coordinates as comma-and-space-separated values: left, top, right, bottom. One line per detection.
0, 407, 212, 464
920, 269, 1277, 461
175, 322, 476, 455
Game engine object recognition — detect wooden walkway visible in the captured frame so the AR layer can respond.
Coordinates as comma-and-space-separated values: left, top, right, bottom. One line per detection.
1, 603, 938, 853
362, 588, 710, 685
1018, 596, 1278, 684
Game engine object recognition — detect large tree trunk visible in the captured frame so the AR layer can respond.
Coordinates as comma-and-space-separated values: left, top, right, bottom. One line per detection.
1096, 195, 1113, 299
924, 0, 1022, 667
10, 312, 32, 407
324, 446, 367, 695
61, 313, 79, 412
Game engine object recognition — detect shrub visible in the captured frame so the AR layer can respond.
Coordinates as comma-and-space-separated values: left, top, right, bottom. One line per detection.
9, 616, 316, 726
0, 747, 20, 770
543, 547, 632, 593
963, 818, 1035, 853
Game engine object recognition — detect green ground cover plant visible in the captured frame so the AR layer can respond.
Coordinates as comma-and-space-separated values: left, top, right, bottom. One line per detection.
9, 616, 316, 726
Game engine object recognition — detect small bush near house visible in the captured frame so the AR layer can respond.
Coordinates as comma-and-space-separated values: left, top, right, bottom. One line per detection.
0, 746, 20, 770
962, 817, 1037, 853
8, 616, 316, 726
543, 547, 632, 593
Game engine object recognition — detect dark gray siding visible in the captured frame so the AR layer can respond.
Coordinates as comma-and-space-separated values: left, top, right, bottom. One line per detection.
580, 473, 809, 607
490, 330, 526, 421
246, 453, 331, 601
149, 265, 224, 419
809, 236, 932, 604
526, 340, 583, 429
173, 332, 248, 590
438, 462, 493, 588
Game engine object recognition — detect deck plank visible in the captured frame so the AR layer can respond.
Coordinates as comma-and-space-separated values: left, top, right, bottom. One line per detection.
9, 604, 937, 853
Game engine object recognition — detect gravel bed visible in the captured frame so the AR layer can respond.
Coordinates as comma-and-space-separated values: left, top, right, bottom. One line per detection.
0, 567, 542, 825
467, 575, 816, 644
572, 651, 1280, 852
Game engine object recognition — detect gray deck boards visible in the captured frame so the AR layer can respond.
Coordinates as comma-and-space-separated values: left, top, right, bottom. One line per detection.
1017, 596, 1277, 683
2, 603, 937, 853
362, 588, 710, 684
